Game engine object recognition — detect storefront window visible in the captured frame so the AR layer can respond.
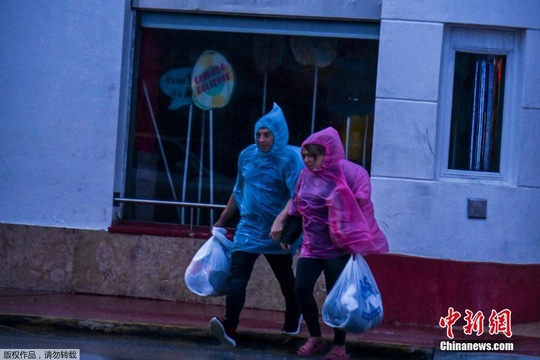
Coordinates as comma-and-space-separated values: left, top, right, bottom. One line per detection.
122, 17, 379, 227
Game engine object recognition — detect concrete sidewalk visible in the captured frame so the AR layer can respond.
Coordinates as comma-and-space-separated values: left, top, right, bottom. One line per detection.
0, 288, 538, 358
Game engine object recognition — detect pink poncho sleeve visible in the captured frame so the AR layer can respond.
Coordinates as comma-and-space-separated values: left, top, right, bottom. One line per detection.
327, 174, 388, 255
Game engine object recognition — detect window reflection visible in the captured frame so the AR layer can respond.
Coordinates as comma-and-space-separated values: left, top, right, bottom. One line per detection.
449, 52, 506, 172
124, 27, 379, 226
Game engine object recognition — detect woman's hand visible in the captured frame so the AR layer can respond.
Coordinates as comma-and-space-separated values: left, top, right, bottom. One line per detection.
270, 199, 292, 242
270, 217, 285, 242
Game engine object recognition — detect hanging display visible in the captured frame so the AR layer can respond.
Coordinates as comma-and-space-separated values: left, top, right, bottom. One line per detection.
290, 37, 337, 133
191, 50, 235, 111
159, 67, 193, 110
327, 55, 377, 166
253, 35, 286, 115
190, 50, 235, 223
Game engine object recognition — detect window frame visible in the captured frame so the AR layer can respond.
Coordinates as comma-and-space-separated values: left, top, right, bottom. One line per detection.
140, 12, 380, 39
437, 26, 521, 184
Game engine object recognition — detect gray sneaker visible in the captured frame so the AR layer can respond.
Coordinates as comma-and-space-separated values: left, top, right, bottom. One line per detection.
210, 317, 237, 347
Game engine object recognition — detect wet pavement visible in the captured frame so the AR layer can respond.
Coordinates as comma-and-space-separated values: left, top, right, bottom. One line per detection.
0, 324, 299, 360
0, 323, 430, 360
0, 288, 538, 359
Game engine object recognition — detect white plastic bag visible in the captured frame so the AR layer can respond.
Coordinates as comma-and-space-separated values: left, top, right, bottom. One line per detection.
184, 227, 231, 297
322, 254, 383, 333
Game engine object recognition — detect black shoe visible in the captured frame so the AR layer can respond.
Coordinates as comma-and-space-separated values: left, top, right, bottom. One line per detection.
281, 314, 303, 335
210, 317, 237, 347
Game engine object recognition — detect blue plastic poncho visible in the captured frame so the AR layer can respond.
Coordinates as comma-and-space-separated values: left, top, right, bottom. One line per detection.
231, 104, 304, 254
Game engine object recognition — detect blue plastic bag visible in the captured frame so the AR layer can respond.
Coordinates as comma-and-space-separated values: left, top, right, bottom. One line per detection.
184, 227, 231, 297
322, 254, 383, 333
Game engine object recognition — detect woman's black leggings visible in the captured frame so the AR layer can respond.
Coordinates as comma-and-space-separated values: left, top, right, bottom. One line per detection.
295, 254, 350, 345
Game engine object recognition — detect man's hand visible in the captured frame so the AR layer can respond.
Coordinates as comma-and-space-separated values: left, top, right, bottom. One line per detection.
214, 194, 237, 228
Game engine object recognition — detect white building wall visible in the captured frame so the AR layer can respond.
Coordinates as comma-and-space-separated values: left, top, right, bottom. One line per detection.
374, 21, 443, 180
372, 0, 540, 264
0, 0, 130, 230
518, 29, 540, 187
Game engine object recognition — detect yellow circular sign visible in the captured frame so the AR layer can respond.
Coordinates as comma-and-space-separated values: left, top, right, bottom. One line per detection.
191, 50, 235, 110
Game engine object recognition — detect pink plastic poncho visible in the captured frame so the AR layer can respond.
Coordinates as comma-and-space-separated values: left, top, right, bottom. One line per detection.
290, 127, 388, 258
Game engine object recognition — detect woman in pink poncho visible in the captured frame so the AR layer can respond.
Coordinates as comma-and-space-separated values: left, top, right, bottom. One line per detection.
281, 127, 388, 360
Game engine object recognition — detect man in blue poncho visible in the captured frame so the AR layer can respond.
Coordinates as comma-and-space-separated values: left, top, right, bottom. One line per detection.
210, 103, 304, 347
